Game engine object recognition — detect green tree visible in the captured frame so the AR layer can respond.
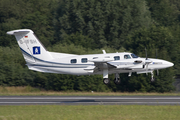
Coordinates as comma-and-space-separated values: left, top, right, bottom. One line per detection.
124, 26, 176, 92
57, 0, 151, 49
146, 0, 179, 26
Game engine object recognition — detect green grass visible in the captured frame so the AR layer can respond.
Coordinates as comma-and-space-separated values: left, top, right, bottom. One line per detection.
0, 86, 180, 120
0, 86, 180, 96
0, 105, 180, 120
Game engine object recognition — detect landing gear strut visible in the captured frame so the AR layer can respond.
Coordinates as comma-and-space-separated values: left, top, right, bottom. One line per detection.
150, 71, 155, 82
103, 68, 110, 85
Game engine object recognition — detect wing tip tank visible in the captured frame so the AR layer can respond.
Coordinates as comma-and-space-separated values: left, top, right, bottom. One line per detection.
7, 29, 33, 35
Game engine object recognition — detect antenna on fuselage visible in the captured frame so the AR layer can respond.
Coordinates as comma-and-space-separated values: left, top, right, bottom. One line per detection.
102, 50, 106, 54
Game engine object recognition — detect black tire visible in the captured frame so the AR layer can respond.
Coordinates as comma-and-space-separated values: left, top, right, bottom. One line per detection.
114, 78, 121, 85
103, 78, 110, 85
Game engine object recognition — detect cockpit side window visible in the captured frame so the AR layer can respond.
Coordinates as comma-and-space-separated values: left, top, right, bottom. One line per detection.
131, 54, 138, 58
124, 54, 131, 59
81, 58, 88, 63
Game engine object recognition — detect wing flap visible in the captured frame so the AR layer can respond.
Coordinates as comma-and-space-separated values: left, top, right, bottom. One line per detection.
108, 61, 143, 69
88, 58, 114, 63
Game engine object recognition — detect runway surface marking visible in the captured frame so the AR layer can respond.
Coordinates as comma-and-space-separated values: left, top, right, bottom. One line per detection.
0, 96, 180, 105
0, 97, 180, 99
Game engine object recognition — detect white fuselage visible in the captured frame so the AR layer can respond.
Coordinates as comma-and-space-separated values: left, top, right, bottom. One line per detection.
27, 52, 174, 75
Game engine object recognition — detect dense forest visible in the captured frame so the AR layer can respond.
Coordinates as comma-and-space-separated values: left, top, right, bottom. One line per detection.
0, 0, 180, 92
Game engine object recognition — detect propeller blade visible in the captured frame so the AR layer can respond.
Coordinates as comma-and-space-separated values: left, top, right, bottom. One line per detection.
157, 69, 159, 76
145, 47, 147, 60
156, 49, 158, 59
155, 49, 159, 76
144, 47, 152, 75
146, 64, 148, 75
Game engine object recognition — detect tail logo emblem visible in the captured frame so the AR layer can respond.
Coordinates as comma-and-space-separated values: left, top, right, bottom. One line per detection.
33, 46, 41, 54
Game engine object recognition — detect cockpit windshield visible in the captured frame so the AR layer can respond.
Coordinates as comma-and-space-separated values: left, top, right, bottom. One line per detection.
131, 54, 138, 58
124, 54, 131, 59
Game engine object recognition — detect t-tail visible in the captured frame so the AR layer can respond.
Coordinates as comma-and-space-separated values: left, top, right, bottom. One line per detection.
7, 29, 53, 64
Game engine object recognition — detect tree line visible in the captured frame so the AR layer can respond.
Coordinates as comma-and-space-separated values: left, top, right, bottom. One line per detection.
0, 0, 179, 92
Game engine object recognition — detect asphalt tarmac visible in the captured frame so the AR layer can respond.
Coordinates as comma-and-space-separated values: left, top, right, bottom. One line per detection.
0, 96, 180, 105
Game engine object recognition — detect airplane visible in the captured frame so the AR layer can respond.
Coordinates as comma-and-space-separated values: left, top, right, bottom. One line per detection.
7, 29, 174, 85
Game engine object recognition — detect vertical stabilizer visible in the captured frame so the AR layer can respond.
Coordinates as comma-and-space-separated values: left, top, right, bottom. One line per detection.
7, 29, 52, 64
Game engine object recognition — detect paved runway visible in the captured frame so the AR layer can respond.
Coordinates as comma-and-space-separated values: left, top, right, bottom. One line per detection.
0, 96, 180, 105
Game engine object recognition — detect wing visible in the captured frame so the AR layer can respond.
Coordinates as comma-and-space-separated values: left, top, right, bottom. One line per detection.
84, 57, 115, 73
108, 60, 143, 69
84, 59, 143, 73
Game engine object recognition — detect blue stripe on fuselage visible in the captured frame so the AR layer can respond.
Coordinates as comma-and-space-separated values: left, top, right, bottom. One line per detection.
20, 47, 94, 66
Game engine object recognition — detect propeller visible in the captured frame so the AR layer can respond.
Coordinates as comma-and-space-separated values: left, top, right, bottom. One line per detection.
156, 49, 159, 76
145, 47, 147, 60
144, 48, 159, 76
144, 48, 152, 75
156, 49, 158, 59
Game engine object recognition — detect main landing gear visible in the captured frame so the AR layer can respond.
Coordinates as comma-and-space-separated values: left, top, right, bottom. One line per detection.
103, 69, 110, 85
103, 78, 110, 85
102, 64, 121, 85
103, 73, 121, 85
103, 78, 121, 85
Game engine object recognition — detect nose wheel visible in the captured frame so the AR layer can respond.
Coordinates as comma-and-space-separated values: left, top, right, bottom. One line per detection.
151, 77, 155, 82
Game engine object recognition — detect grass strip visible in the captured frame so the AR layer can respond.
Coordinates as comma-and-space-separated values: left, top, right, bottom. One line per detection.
0, 105, 180, 120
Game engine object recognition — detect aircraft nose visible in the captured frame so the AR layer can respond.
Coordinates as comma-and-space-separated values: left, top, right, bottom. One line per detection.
164, 61, 174, 68
151, 59, 174, 69
168, 61, 174, 67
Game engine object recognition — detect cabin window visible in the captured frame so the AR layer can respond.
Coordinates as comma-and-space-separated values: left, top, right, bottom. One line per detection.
93, 57, 98, 59
124, 54, 131, 59
131, 54, 138, 58
71, 59, 77, 63
81, 58, 88, 63
114, 56, 120, 61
